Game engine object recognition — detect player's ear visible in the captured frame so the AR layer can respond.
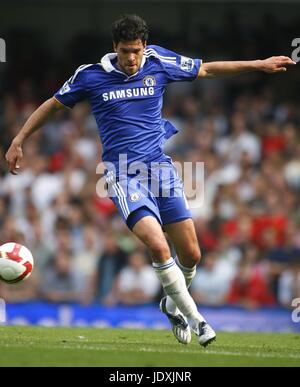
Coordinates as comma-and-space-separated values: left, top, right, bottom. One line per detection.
113, 42, 117, 52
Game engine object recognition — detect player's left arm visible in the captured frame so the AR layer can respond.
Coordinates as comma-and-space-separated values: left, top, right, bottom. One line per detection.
198, 56, 296, 78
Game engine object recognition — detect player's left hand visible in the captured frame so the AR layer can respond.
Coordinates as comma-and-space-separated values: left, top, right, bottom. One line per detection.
260, 56, 296, 73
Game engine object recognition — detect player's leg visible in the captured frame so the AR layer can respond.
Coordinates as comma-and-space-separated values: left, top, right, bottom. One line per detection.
129, 212, 194, 344
163, 218, 216, 346
164, 218, 200, 267
131, 210, 215, 346
131, 214, 170, 264
163, 218, 200, 313
108, 183, 191, 344
150, 159, 217, 346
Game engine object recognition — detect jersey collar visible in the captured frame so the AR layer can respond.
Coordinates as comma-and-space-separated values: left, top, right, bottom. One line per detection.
100, 52, 146, 76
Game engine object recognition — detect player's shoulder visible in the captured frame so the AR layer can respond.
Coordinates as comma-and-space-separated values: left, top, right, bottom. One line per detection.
70, 63, 103, 82
144, 45, 178, 70
145, 45, 177, 61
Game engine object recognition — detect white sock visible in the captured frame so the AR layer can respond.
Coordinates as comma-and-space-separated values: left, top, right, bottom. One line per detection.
166, 257, 196, 315
153, 257, 204, 330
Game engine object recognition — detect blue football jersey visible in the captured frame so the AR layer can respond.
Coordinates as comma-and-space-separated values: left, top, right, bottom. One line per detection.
54, 45, 201, 168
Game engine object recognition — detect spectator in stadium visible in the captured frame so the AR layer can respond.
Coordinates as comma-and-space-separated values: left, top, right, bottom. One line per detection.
227, 256, 275, 309
72, 223, 102, 304
278, 259, 300, 308
113, 251, 161, 305
190, 252, 233, 306
39, 250, 79, 303
92, 232, 128, 305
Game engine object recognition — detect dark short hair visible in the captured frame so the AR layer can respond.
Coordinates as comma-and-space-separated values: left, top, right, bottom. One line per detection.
111, 14, 149, 45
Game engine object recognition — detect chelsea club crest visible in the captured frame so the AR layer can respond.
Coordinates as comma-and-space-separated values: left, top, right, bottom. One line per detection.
143, 75, 156, 87
129, 192, 141, 202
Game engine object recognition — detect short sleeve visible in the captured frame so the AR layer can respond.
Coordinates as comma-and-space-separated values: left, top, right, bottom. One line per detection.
146, 45, 201, 83
54, 65, 89, 108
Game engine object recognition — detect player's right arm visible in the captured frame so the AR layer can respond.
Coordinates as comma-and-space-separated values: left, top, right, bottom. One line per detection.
5, 97, 66, 175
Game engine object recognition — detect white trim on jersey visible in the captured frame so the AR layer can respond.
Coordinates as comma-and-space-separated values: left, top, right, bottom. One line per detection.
101, 53, 118, 73
144, 48, 177, 65
58, 64, 94, 97
144, 54, 176, 65
144, 48, 176, 61
70, 64, 94, 84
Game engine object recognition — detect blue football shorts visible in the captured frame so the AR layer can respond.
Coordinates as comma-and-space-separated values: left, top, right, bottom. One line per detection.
106, 158, 191, 229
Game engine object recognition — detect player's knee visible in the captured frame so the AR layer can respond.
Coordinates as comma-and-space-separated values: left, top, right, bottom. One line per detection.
187, 246, 201, 267
149, 240, 171, 262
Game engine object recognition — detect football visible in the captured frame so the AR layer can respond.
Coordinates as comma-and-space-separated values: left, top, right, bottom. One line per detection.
0, 242, 34, 284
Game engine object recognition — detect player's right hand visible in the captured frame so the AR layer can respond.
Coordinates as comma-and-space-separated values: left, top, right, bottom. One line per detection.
5, 140, 23, 175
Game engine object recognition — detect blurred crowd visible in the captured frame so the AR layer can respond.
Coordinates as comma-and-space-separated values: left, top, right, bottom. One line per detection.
0, 14, 300, 309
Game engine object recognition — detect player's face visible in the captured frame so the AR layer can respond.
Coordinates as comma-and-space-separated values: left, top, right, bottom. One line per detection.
114, 39, 146, 76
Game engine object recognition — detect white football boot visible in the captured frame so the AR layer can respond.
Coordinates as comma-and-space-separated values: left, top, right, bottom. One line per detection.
195, 321, 216, 347
160, 296, 192, 345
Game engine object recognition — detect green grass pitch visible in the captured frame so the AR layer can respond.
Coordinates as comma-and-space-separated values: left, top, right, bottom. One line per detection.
0, 326, 299, 367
